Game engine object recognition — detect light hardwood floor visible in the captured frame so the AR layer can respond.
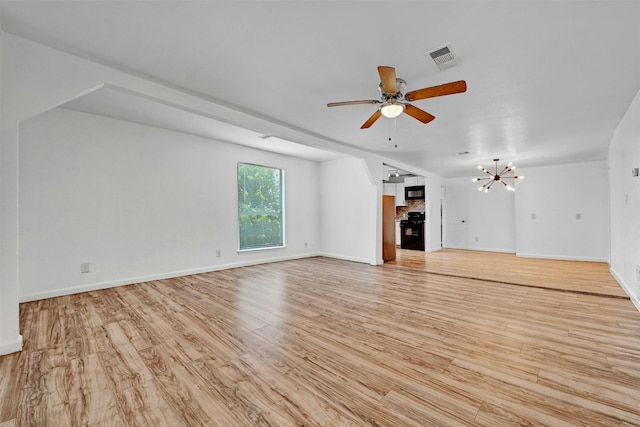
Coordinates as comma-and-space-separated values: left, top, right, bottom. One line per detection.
1, 253, 639, 426
389, 248, 628, 298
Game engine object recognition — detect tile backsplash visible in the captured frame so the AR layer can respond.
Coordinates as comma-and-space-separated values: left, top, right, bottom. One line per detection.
396, 199, 426, 219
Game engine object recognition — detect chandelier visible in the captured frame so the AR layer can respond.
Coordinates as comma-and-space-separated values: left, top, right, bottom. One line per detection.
472, 158, 524, 192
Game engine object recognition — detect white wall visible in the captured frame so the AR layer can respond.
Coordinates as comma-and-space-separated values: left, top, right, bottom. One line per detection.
515, 160, 609, 261
1, 33, 403, 354
319, 157, 377, 264
18, 108, 320, 301
0, 30, 14, 354
609, 89, 640, 308
0, 32, 23, 355
426, 174, 443, 252
0, 32, 389, 355
443, 177, 516, 253
443, 161, 611, 261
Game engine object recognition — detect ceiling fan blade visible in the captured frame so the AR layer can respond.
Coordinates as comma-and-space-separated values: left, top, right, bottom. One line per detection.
378, 66, 398, 94
404, 104, 435, 124
361, 110, 382, 129
327, 100, 379, 107
405, 80, 467, 102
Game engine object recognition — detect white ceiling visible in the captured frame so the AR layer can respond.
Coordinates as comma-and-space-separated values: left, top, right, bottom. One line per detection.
61, 85, 345, 162
2, 1, 639, 177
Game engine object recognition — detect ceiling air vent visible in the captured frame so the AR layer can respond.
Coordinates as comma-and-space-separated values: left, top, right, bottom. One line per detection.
426, 44, 460, 71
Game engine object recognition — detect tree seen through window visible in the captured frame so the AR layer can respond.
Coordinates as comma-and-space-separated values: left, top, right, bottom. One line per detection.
237, 163, 284, 250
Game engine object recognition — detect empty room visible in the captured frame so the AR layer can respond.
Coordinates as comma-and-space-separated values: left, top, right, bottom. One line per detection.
1, 1, 639, 426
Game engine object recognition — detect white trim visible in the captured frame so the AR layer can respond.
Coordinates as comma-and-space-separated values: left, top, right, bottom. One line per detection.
0, 335, 23, 356
516, 253, 608, 263
19, 253, 320, 303
610, 267, 640, 312
237, 245, 286, 254
468, 247, 516, 254
317, 252, 373, 265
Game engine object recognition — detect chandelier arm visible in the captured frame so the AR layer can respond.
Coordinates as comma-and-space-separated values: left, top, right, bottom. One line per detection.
474, 160, 521, 193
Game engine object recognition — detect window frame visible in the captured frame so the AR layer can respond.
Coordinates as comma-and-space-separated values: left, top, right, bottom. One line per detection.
237, 162, 286, 252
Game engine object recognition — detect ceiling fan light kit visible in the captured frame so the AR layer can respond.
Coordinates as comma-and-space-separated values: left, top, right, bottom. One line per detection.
472, 159, 524, 192
380, 101, 405, 118
327, 65, 466, 129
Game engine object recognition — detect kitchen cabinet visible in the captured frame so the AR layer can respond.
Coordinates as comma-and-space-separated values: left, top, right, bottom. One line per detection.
404, 176, 425, 186
395, 183, 406, 206
404, 176, 417, 186
383, 183, 396, 196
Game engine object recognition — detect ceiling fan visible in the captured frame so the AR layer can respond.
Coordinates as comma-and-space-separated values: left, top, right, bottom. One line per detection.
327, 66, 467, 129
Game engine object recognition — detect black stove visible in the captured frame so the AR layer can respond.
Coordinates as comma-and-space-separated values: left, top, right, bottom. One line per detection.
400, 211, 425, 251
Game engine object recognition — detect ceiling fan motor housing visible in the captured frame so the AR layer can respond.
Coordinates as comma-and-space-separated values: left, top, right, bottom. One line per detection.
378, 78, 406, 97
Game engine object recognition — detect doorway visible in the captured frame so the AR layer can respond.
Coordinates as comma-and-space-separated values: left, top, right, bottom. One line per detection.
443, 186, 467, 249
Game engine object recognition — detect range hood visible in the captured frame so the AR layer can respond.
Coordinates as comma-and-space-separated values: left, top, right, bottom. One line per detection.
384, 166, 415, 184
384, 174, 414, 184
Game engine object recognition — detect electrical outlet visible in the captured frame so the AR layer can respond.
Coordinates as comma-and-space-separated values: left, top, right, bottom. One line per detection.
474, 236, 479, 242
576, 213, 582, 220
304, 242, 308, 248
80, 263, 90, 274
531, 213, 537, 220
215, 250, 221, 258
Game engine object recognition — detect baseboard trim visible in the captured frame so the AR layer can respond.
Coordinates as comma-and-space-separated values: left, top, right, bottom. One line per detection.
0, 335, 23, 356
19, 252, 321, 303
516, 253, 608, 263
610, 267, 640, 312
317, 252, 373, 265
468, 247, 516, 254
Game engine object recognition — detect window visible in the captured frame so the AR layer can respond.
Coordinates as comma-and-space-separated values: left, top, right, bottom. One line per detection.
237, 163, 285, 250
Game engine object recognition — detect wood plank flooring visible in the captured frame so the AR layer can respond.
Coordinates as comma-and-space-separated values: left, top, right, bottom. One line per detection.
1, 255, 639, 426
389, 248, 628, 298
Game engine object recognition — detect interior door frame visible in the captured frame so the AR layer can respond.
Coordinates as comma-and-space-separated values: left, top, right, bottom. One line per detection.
442, 186, 467, 249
